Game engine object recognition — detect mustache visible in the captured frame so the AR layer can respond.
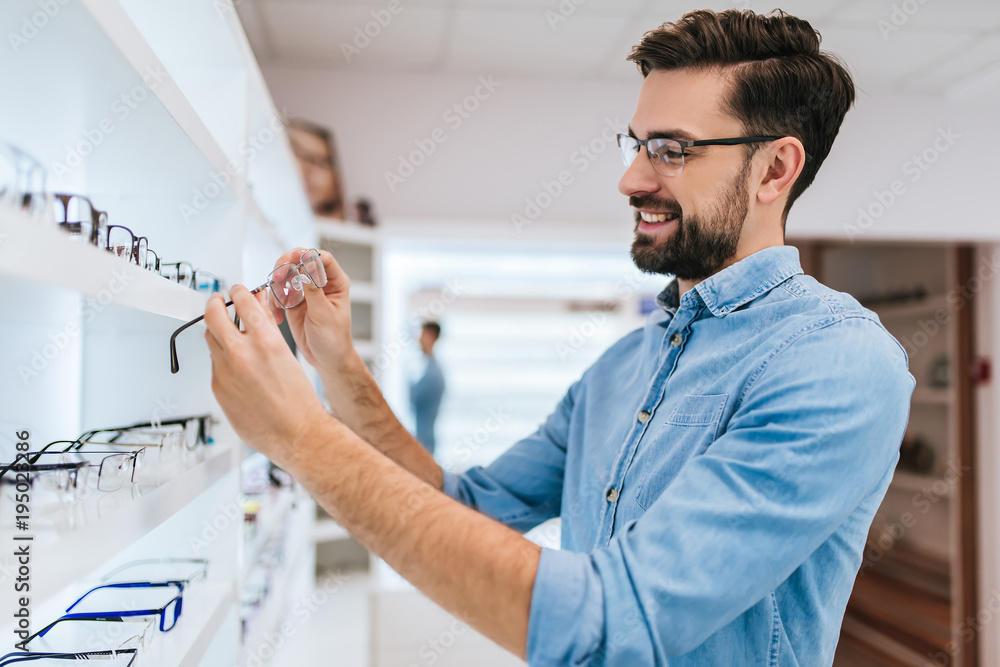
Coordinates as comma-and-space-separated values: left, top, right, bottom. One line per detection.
629, 195, 682, 218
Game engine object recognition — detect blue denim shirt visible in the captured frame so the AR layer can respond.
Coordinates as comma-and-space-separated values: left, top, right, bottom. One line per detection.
442, 246, 914, 666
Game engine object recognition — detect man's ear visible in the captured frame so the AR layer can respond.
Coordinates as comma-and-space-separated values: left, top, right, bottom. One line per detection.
756, 138, 807, 207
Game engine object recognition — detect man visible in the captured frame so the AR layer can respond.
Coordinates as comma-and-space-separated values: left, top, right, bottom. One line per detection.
205, 9, 913, 665
409, 321, 446, 455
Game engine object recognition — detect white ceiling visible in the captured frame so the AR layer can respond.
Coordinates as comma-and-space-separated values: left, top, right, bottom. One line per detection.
237, 0, 1000, 95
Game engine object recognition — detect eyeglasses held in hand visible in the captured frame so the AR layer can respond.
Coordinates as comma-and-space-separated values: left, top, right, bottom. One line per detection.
616, 133, 813, 177
0, 649, 138, 666
168, 249, 327, 373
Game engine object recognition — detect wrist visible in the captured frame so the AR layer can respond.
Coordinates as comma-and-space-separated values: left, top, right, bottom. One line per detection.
284, 404, 340, 476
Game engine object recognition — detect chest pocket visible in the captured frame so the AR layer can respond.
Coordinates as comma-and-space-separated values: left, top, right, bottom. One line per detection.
633, 393, 728, 510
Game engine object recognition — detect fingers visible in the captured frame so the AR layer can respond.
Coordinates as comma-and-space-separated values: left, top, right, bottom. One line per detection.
203, 293, 237, 348
230, 285, 272, 333
315, 248, 350, 297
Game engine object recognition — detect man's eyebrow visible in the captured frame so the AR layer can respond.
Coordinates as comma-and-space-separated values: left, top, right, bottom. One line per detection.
627, 126, 697, 141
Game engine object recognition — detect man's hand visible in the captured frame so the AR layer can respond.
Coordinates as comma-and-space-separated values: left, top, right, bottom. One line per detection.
204, 285, 332, 467
205, 281, 538, 661
269, 247, 354, 371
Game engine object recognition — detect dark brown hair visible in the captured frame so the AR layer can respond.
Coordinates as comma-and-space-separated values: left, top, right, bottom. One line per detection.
628, 9, 855, 221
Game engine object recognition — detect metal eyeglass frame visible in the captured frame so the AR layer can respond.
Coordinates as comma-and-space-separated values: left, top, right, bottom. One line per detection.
0, 649, 137, 665
101, 558, 209, 584
168, 249, 327, 374
616, 133, 813, 176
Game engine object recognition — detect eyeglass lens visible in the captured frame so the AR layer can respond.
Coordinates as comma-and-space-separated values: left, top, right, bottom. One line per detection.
617, 135, 686, 176
266, 249, 328, 310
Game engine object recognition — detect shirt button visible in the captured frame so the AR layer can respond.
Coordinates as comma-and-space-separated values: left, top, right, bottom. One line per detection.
606, 488, 619, 502
637, 410, 651, 423
670, 333, 683, 347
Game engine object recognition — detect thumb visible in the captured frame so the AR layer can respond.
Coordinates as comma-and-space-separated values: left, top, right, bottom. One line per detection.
302, 273, 339, 322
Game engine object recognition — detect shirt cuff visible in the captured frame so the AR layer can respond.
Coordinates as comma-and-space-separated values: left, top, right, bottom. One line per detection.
441, 468, 462, 501
527, 547, 604, 666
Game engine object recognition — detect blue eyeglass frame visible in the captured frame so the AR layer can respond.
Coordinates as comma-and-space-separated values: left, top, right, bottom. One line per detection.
21, 581, 184, 648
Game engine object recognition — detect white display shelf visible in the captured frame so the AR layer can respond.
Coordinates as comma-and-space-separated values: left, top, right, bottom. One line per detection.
240, 499, 314, 665
313, 518, 350, 543
79, 0, 246, 201
317, 220, 383, 246
247, 195, 289, 252
0, 441, 240, 607
152, 581, 238, 667
0, 206, 209, 322
351, 281, 377, 303
353, 340, 377, 360
241, 487, 297, 580
911, 386, 954, 406
869, 294, 949, 320
889, 469, 954, 497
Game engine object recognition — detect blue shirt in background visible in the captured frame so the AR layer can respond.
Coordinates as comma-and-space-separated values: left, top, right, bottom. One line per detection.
410, 354, 445, 455
442, 245, 914, 666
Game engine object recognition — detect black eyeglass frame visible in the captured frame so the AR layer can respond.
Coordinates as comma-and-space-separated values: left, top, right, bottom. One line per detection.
617, 133, 813, 176
168, 249, 327, 373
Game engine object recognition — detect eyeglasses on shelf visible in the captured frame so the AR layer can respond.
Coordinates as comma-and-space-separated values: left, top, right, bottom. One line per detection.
101, 558, 209, 585
169, 249, 327, 373
0, 143, 47, 219
17, 617, 155, 655
0, 459, 89, 500
0, 648, 138, 666
21, 581, 185, 649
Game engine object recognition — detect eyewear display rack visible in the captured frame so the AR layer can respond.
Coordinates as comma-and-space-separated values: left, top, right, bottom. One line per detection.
313, 221, 384, 565
793, 242, 978, 667
0, 2, 319, 666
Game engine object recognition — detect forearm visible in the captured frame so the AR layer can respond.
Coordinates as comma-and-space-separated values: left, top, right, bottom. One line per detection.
287, 414, 540, 658
318, 351, 443, 490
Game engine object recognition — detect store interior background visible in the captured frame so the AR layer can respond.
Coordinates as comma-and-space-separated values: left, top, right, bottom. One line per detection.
235, 0, 1000, 665
2, 0, 998, 666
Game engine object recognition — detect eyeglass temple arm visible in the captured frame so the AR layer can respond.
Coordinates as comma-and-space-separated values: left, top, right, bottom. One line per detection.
66, 582, 182, 613
170, 284, 266, 374
101, 559, 208, 582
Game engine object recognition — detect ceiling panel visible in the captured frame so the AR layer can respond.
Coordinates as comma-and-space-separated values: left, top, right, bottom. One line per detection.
260, 3, 451, 66
443, 7, 631, 78
240, 0, 1000, 92
836, 0, 1000, 31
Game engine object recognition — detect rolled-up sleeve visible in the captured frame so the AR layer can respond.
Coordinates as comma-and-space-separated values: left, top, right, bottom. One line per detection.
526, 318, 914, 664
442, 379, 582, 533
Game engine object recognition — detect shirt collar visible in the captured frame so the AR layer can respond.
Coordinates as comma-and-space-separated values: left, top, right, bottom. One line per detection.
656, 245, 804, 318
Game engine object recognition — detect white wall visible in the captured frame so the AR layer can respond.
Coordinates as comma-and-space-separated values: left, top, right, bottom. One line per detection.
261, 65, 1000, 243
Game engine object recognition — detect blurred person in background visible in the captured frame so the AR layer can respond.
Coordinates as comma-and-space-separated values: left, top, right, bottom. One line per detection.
408, 321, 445, 456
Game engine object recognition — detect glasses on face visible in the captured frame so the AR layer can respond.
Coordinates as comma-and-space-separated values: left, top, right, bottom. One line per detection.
0, 649, 138, 666
169, 249, 328, 374
0, 143, 47, 218
616, 133, 813, 177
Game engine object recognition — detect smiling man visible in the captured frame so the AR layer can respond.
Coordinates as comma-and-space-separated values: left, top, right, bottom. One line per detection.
205, 9, 914, 666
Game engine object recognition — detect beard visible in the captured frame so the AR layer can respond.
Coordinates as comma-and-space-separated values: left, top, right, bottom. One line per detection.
629, 159, 752, 281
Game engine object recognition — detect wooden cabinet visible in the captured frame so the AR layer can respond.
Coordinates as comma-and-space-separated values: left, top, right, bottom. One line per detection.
794, 241, 978, 666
